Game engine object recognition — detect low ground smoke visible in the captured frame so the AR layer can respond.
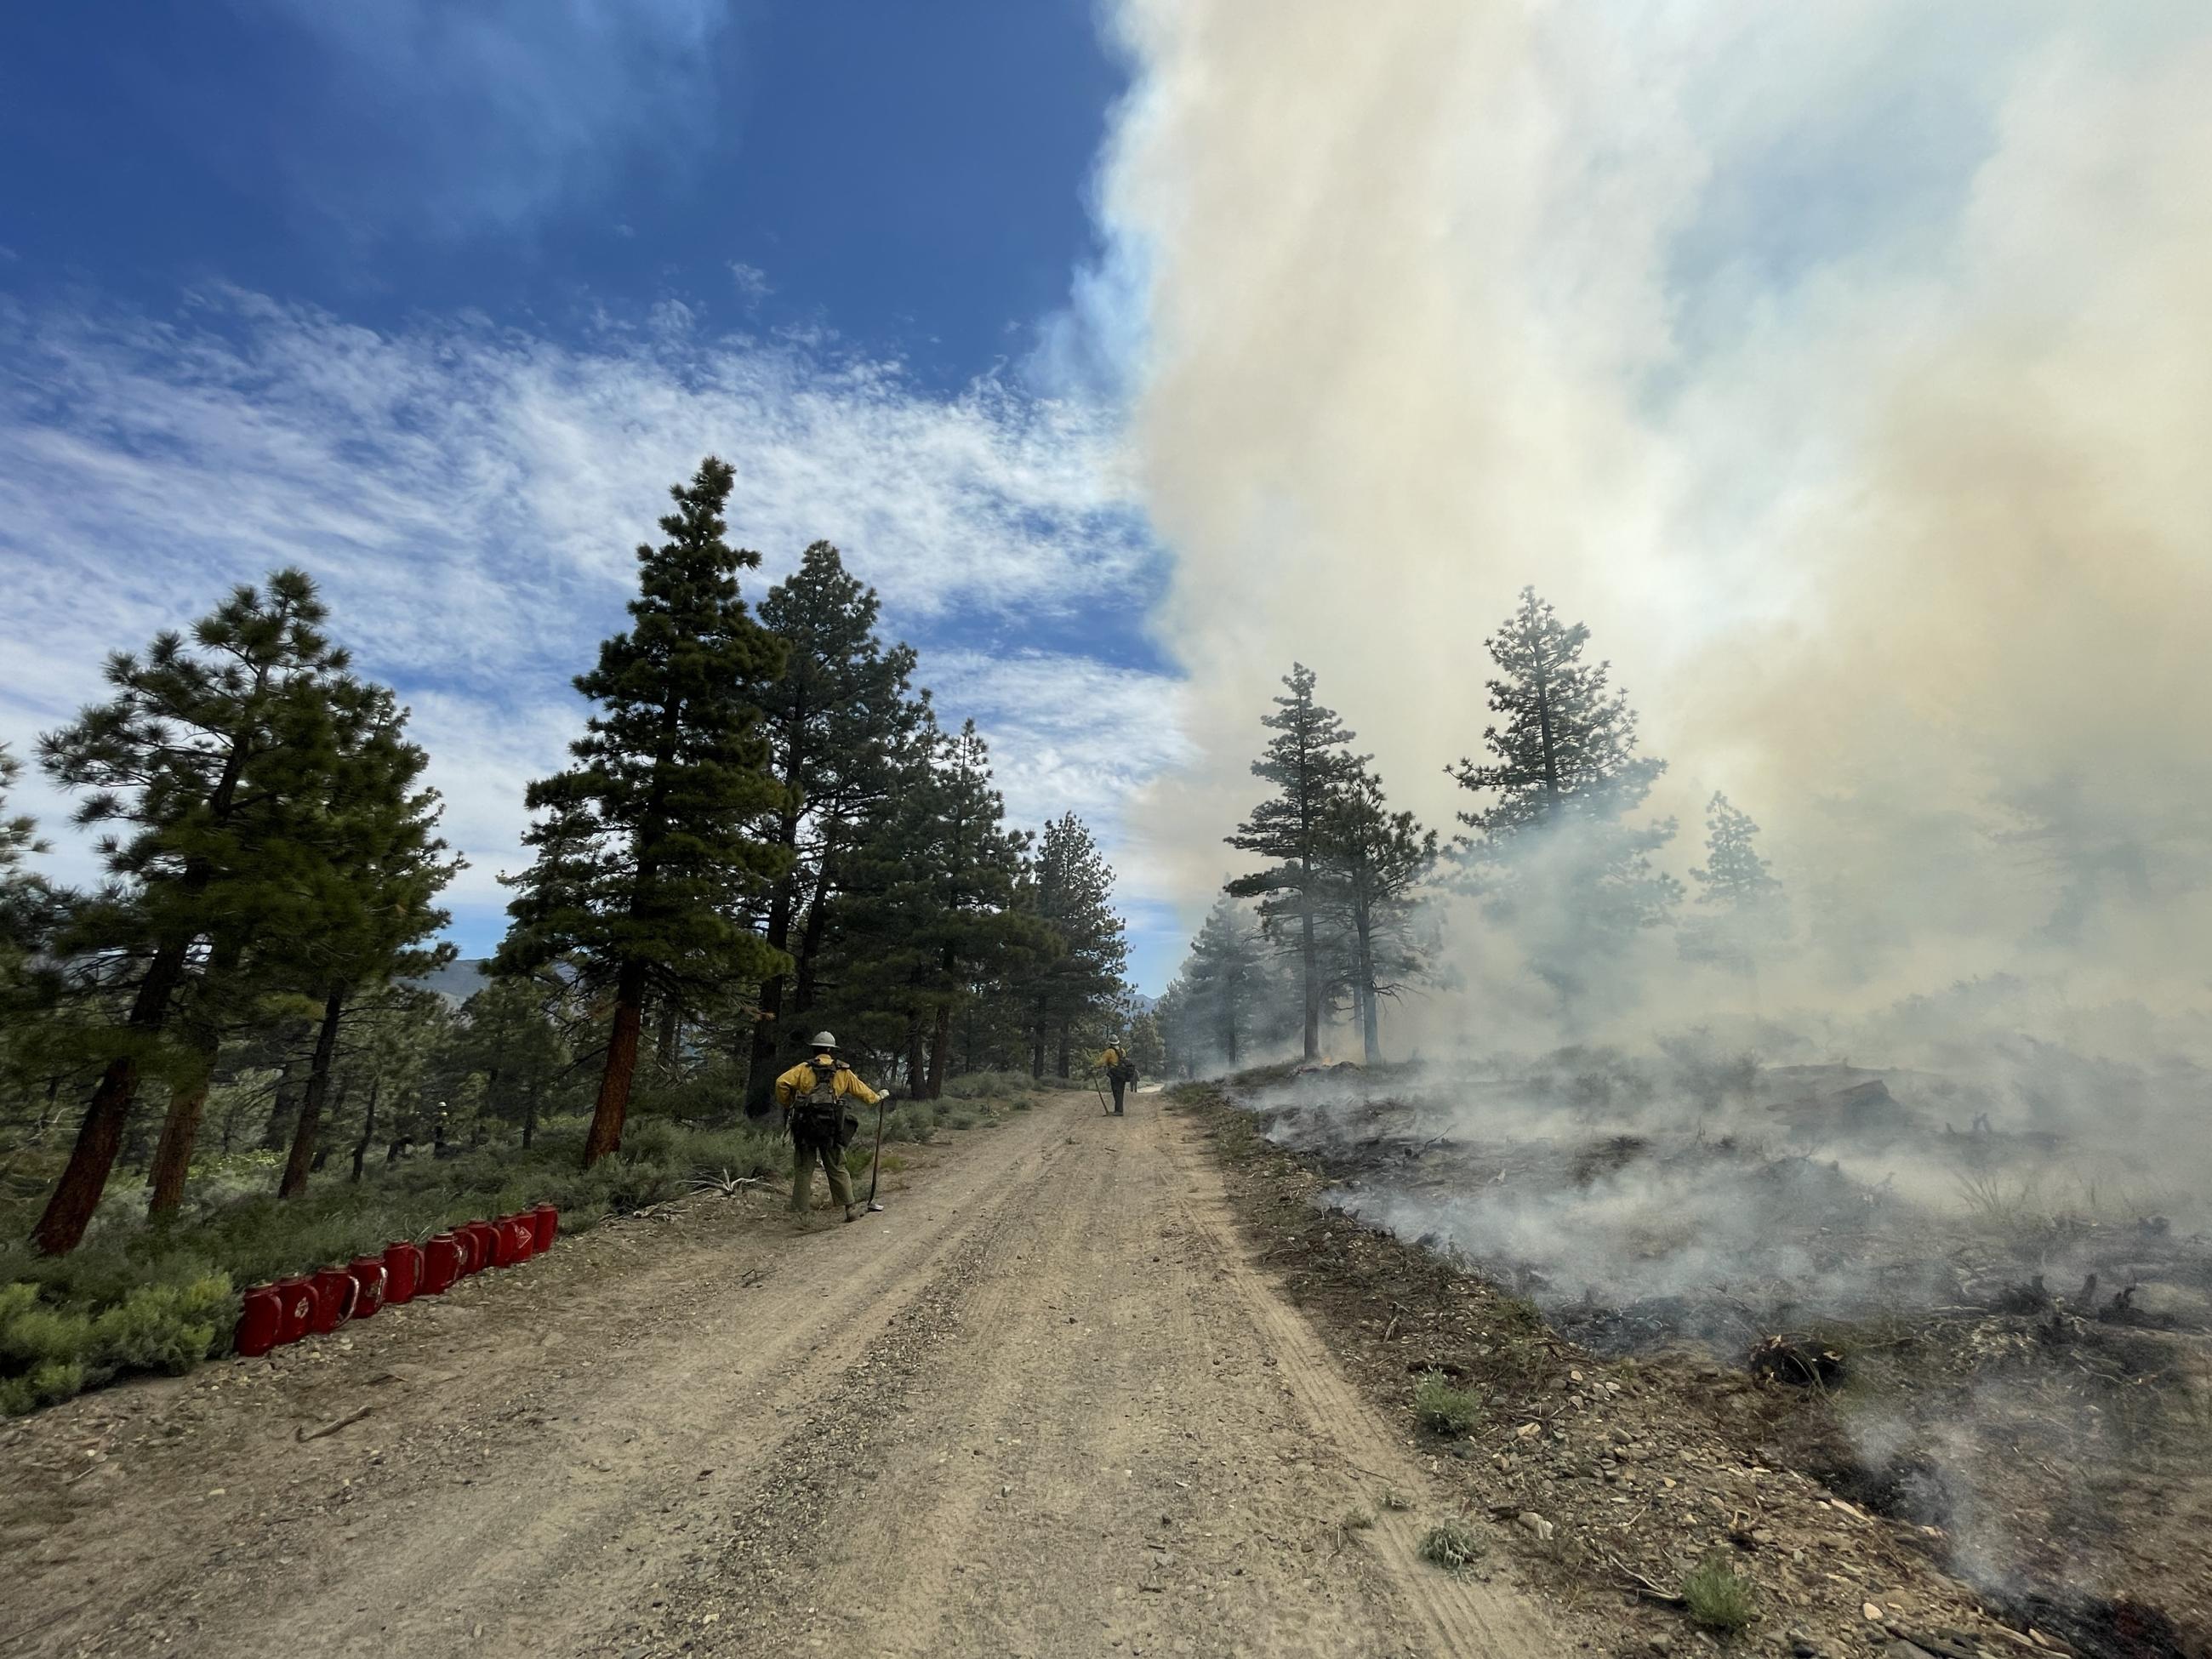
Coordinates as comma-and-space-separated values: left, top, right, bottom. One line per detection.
1251, 1029, 2212, 1345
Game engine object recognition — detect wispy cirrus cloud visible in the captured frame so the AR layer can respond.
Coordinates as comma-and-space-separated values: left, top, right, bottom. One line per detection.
0, 288, 1171, 944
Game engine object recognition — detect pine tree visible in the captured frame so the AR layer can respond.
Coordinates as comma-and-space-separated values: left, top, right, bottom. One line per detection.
498, 457, 792, 1166
31, 570, 352, 1254
0, 743, 44, 900
1225, 664, 1359, 1060
1176, 897, 1286, 1071
744, 543, 920, 1113
1029, 813, 1130, 1078
1316, 765, 1437, 1063
0, 743, 54, 985
1449, 588, 1680, 1005
1681, 792, 1789, 978
0, 746, 64, 1143
1448, 587, 1662, 831
271, 684, 459, 1199
337, 988, 440, 1180
448, 976, 573, 1152
833, 718, 1040, 1097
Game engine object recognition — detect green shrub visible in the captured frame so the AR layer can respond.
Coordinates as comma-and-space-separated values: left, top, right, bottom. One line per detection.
1, 1360, 87, 1417
0, 1293, 94, 1371
0, 1112, 869, 1416
1681, 1554, 1755, 1632
88, 1276, 236, 1374
682, 1126, 787, 1183
882, 1105, 938, 1144
944, 1070, 1024, 1100
1418, 1520, 1485, 1575
1414, 1369, 1482, 1435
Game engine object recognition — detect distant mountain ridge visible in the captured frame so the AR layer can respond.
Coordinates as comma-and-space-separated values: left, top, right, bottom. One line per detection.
411, 956, 494, 1004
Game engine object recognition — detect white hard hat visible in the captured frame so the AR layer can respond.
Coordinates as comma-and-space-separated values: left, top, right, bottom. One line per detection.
811, 1030, 838, 1050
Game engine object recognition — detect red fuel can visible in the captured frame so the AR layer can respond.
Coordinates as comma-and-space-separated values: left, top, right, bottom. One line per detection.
309, 1267, 359, 1334
383, 1240, 421, 1305
275, 1275, 318, 1345
347, 1256, 388, 1319
419, 1233, 461, 1296
465, 1221, 499, 1274
530, 1204, 558, 1252
235, 1286, 283, 1357
492, 1216, 530, 1267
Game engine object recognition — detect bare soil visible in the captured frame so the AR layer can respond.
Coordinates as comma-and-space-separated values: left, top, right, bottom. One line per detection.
0, 1092, 1560, 1659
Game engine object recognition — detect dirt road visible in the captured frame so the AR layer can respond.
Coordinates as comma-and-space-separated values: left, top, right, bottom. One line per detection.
2, 1092, 1559, 1659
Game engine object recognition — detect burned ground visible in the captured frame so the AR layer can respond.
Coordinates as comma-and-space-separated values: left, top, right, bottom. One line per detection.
1174, 1072, 2212, 1659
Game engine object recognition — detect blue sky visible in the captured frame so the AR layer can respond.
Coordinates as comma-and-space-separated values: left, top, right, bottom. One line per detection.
9, 2, 2201, 1014
0, 1, 1194, 989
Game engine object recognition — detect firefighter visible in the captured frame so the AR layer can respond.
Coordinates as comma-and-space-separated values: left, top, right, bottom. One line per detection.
773, 1031, 885, 1222
1098, 1038, 1137, 1115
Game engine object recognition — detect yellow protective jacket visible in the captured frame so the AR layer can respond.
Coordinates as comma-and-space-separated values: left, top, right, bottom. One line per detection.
773, 1054, 883, 1110
1099, 1046, 1128, 1073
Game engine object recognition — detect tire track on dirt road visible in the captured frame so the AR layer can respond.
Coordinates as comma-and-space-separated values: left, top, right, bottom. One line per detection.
2, 1106, 1076, 1659
1159, 1105, 1561, 1659
5, 1091, 1562, 1658
653, 1093, 1559, 1659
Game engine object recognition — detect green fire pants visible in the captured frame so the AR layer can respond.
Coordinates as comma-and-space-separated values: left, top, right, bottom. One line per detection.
790, 1136, 855, 1214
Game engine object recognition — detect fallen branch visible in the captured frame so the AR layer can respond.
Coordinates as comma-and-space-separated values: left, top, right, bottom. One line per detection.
1981, 1624, 2075, 1658
1599, 1548, 1685, 1606
296, 1405, 373, 1443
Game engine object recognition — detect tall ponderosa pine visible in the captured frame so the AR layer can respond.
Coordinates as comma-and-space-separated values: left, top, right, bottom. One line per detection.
1681, 791, 1788, 978
744, 543, 919, 1114
1029, 813, 1129, 1078
272, 685, 459, 1198
1449, 587, 1680, 1001
1225, 664, 1358, 1060
1316, 765, 1436, 1063
1449, 587, 1661, 832
31, 571, 351, 1254
498, 458, 791, 1167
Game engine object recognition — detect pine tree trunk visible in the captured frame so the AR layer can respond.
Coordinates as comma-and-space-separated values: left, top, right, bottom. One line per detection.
522, 1092, 536, 1151
1299, 893, 1320, 1060
263, 1055, 299, 1152
351, 1075, 381, 1183
585, 961, 647, 1167
926, 1004, 952, 1101
656, 1001, 681, 1073
280, 988, 346, 1200
903, 1012, 925, 1097
147, 1053, 215, 1220
32, 938, 191, 1255
747, 974, 786, 1116
789, 850, 836, 1018
744, 808, 805, 1115
1055, 1023, 1071, 1080
1029, 1018, 1045, 1080
1354, 909, 1380, 1064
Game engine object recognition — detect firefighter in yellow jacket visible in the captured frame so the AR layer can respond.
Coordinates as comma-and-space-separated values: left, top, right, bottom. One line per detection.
773, 1031, 884, 1222
1098, 1040, 1137, 1115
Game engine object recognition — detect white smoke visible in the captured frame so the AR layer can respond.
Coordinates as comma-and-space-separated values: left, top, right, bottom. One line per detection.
1091, 0, 2212, 1047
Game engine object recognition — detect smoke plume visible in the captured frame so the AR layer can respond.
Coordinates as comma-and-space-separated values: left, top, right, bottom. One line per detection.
1093, 0, 2212, 1043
